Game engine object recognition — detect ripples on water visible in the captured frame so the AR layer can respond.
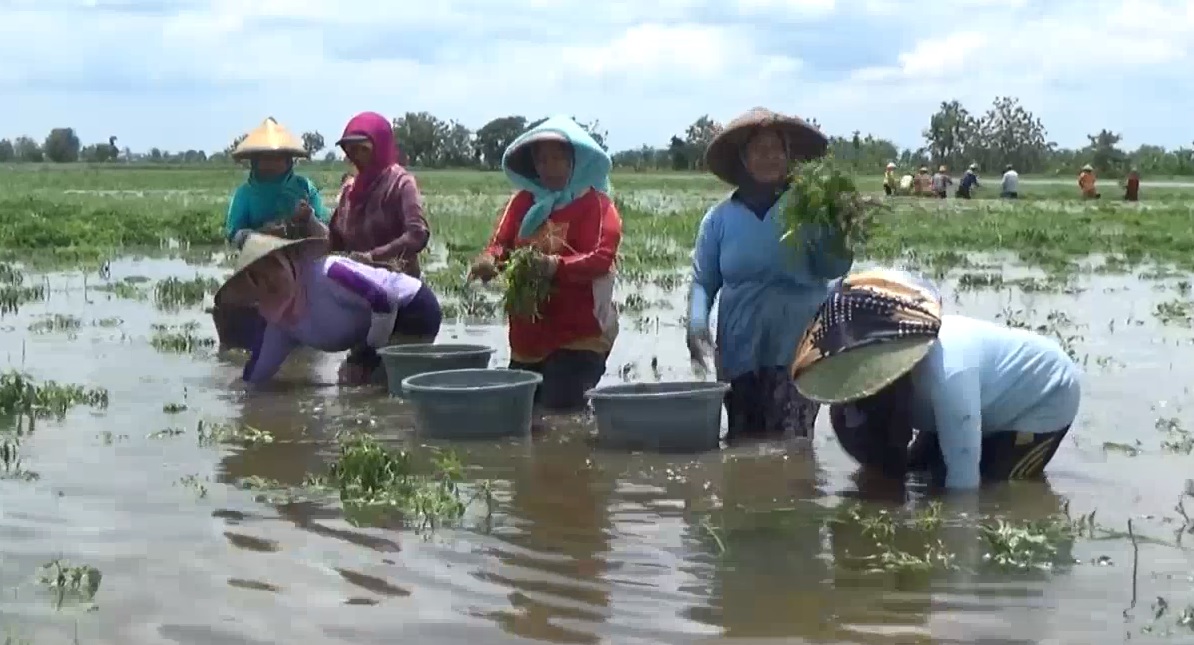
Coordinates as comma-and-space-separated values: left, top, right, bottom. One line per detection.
1, 254, 1194, 644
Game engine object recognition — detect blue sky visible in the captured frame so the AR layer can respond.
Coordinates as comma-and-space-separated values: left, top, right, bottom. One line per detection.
1, 0, 1191, 155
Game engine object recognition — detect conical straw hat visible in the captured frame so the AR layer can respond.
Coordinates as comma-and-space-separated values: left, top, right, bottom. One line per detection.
232, 117, 307, 160
213, 233, 328, 306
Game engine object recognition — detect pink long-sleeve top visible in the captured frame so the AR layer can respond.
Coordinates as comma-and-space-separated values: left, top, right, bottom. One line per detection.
243, 256, 423, 383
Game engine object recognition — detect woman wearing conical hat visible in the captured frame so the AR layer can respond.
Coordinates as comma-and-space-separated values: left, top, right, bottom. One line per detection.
214, 231, 442, 386
685, 107, 852, 443
225, 117, 330, 242
791, 268, 1081, 489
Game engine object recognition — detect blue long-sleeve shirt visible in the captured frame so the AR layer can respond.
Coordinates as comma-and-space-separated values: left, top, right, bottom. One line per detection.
909, 315, 1082, 489
688, 196, 853, 380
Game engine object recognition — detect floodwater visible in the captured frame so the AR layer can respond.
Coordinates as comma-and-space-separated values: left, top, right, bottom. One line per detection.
1, 253, 1194, 644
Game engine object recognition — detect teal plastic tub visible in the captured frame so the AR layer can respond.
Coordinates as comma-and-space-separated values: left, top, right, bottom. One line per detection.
378, 343, 495, 397
402, 368, 542, 439
587, 381, 730, 452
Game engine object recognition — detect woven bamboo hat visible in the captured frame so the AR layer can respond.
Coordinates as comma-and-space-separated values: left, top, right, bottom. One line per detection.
213, 232, 327, 306
704, 107, 827, 186
791, 269, 944, 404
231, 117, 308, 161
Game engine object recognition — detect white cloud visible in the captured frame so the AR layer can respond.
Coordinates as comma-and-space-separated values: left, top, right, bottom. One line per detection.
0, 0, 1190, 154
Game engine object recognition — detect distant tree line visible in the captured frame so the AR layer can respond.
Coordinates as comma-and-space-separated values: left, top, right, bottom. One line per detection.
2, 98, 1192, 177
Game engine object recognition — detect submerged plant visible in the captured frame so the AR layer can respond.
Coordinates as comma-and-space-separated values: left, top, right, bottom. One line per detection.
36, 559, 102, 608
0, 370, 108, 429
327, 433, 493, 530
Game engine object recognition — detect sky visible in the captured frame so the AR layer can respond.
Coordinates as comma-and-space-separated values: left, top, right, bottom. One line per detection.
0, 0, 1191, 155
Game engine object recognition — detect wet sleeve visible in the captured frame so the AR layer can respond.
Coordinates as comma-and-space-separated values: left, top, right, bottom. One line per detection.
367, 174, 430, 262
484, 192, 530, 261
242, 324, 299, 384
554, 197, 622, 284
689, 209, 722, 329
929, 368, 984, 490
802, 224, 853, 280
225, 185, 251, 242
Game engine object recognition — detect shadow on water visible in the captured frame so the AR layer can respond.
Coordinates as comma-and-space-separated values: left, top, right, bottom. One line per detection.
4, 252, 1194, 643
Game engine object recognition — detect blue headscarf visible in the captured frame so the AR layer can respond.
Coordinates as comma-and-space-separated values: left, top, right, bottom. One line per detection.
501, 115, 612, 239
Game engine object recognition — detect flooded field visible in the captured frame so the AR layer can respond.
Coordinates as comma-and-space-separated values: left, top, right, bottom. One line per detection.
0, 253, 1192, 644
1, 169, 1194, 644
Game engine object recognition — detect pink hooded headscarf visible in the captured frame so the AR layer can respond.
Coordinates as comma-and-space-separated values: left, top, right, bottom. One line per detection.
339, 111, 399, 204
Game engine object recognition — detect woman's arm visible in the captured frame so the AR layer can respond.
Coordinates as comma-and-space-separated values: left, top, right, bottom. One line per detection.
553, 196, 623, 284
482, 192, 531, 262
307, 179, 332, 223
365, 174, 430, 262
225, 185, 251, 242
689, 209, 723, 326
930, 368, 984, 490
243, 324, 299, 384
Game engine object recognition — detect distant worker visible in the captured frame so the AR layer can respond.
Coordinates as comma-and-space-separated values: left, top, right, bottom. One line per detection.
1000, 164, 1019, 199
899, 173, 915, 195
1123, 168, 1140, 202
913, 166, 932, 196
1079, 164, 1100, 199
956, 163, 980, 199
883, 162, 897, 196
931, 165, 951, 199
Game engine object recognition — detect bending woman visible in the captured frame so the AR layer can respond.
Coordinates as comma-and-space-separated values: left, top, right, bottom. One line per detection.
467, 116, 622, 413
214, 227, 442, 386
686, 107, 852, 443
792, 269, 1082, 489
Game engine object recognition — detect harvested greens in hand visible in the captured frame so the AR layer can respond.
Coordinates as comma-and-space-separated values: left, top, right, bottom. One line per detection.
779, 157, 883, 256
502, 247, 554, 320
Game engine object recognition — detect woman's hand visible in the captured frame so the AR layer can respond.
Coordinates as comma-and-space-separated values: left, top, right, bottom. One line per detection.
348, 251, 373, 264
686, 321, 713, 371
530, 253, 559, 279
467, 254, 499, 283
258, 222, 288, 237
292, 200, 314, 224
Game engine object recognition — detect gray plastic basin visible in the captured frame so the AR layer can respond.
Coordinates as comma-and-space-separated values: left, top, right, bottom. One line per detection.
402, 368, 542, 440
378, 343, 495, 397
587, 381, 730, 452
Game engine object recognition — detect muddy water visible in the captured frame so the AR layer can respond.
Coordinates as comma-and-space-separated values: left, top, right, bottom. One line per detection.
1, 254, 1193, 644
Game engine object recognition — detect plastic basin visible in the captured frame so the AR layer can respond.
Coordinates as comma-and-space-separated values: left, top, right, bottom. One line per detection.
587, 381, 731, 452
378, 343, 495, 397
402, 368, 542, 440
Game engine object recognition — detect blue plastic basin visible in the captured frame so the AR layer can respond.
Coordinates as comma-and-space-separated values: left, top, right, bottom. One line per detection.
378, 343, 495, 397
587, 381, 730, 452
402, 368, 543, 439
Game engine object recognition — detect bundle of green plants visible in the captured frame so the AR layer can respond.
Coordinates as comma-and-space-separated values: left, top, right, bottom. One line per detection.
779, 156, 884, 258
502, 246, 554, 320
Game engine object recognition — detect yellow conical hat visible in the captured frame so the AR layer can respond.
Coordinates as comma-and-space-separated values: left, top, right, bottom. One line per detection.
232, 117, 307, 160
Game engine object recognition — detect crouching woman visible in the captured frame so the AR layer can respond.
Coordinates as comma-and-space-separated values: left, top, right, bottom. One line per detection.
467, 115, 622, 413
791, 269, 1081, 490
215, 228, 442, 387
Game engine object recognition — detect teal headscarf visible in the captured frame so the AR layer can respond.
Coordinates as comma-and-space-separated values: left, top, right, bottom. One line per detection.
501, 115, 612, 239
224, 159, 330, 241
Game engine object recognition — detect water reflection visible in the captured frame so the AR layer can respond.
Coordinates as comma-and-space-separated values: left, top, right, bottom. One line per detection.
685, 447, 850, 639
474, 429, 613, 643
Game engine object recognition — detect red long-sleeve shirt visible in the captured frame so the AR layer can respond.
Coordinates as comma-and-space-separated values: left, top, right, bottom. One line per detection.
484, 189, 622, 362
